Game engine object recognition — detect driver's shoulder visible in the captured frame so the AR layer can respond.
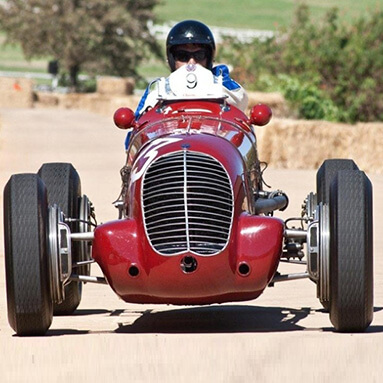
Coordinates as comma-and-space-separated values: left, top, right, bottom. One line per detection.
148, 77, 163, 91
212, 64, 230, 76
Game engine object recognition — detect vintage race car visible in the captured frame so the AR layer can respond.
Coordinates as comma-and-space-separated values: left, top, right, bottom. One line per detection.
3, 65, 373, 335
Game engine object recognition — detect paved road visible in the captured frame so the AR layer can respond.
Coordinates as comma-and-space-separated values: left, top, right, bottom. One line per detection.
0, 108, 382, 382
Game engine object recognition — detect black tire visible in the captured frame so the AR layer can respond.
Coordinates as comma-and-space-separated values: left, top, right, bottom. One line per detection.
329, 170, 373, 332
316, 159, 358, 310
317, 159, 358, 204
38, 163, 82, 315
4, 174, 53, 335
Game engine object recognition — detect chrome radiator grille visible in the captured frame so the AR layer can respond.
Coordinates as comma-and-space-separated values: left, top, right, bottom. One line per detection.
142, 151, 233, 255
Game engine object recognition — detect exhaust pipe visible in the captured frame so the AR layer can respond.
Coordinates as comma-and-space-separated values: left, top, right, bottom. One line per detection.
254, 191, 289, 215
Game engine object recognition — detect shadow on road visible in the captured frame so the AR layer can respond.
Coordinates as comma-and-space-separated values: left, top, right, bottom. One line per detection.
114, 305, 311, 334
72, 309, 112, 316
42, 306, 383, 336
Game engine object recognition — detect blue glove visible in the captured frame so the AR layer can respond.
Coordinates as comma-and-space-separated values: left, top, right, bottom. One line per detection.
212, 64, 240, 91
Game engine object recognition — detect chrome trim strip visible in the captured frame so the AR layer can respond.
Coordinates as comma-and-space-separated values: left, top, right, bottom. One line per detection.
183, 150, 191, 250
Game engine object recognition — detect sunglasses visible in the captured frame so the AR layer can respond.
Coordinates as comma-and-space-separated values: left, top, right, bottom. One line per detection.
173, 49, 208, 62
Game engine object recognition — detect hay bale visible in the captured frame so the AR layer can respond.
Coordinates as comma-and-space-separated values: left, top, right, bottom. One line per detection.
34, 92, 59, 107
255, 118, 383, 174
35, 92, 141, 117
0, 77, 34, 108
78, 93, 120, 116
247, 91, 292, 118
97, 76, 135, 96
109, 95, 141, 113
73, 93, 140, 116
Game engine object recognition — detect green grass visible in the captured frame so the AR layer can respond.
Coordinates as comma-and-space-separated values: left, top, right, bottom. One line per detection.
0, 34, 49, 73
155, 0, 383, 30
1, 0, 382, 79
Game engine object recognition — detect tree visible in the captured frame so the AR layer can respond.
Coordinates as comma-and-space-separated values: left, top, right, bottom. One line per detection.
0, 0, 162, 90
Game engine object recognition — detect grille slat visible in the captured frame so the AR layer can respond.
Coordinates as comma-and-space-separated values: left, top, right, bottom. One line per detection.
187, 168, 230, 182
143, 191, 184, 201
146, 217, 186, 227
144, 170, 184, 182
188, 210, 232, 220
143, 183, 184, 198
186, 184, 232, 196
186, 175, 232, 188
142, 151, 233, 256
148, 158, 185, 169
187, 220, 230, 230
188, 203, 232, 213
185, 159, 224, 169
144, 203, 186, 215
144, 209, 186, 220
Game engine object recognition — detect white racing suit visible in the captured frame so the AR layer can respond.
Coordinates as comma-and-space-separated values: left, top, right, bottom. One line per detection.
125, 64, 248, 150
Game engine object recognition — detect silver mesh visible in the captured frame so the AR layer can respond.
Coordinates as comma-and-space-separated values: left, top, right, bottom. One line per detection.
142, 151, 233, 255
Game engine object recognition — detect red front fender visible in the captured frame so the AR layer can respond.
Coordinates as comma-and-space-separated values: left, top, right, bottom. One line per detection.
92, 213, 283, 305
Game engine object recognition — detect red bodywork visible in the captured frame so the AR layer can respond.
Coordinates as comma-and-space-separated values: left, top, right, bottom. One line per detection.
92, 100, 284, 304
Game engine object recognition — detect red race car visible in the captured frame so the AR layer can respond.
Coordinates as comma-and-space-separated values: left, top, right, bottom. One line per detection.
3, 65, 373, 335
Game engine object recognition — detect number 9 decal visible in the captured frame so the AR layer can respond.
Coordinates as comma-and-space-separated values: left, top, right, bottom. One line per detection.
186, 73, 197, 89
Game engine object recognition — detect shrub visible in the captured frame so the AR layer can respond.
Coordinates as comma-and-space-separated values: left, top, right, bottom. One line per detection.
216, 4, 383, 122
279, 75, 342, 121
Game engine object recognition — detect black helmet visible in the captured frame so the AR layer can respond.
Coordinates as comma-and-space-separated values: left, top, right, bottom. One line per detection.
166, 20, 216, 71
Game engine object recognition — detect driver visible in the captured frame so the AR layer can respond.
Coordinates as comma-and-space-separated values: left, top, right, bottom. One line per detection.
134, 19, 248, 121
119, 20, 248, 204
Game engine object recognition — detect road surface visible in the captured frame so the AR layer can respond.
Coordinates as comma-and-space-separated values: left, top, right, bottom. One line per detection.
0, 108, 382, 382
